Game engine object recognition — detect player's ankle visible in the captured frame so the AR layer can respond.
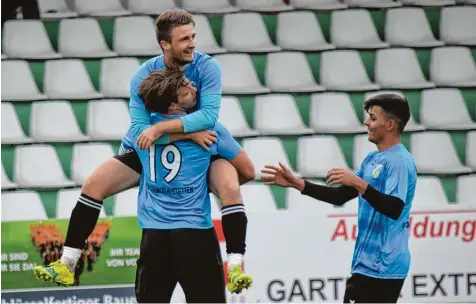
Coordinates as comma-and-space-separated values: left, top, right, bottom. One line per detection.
60, 246, 82, 272
227, 253, 244, 271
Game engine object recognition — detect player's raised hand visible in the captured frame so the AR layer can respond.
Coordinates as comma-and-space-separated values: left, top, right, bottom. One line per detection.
189, 130, 217, 151
137, 126, 162, 150
261, 162, 301, 189
326, 168, 357, 187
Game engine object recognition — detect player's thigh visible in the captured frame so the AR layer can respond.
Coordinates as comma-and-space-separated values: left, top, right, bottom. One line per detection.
82, 152, 141, 200
173, 228, 226, 303
343, 274, 379, 303
135, 229, 177, 303
208, 158, 241, 207
376, 278, 405, 303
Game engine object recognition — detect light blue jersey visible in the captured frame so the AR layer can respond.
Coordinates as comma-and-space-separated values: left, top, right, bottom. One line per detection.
122, 117, 240, 230
352, 144, 417, 279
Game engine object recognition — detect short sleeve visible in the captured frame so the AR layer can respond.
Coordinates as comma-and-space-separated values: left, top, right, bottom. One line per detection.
215, 123, 241, 160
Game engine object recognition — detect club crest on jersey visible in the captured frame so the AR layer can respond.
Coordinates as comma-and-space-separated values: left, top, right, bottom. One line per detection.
371, 164, 383, 179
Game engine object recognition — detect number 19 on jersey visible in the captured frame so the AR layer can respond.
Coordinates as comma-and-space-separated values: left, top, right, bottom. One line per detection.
149, 144, 182, 183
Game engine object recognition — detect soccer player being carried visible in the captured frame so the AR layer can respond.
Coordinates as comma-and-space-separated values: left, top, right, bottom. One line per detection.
34, 9, 254, 294
261, 93, 418, 303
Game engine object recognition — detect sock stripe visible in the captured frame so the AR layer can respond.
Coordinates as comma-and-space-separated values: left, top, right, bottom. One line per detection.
222, 205, 246, 216
80, 193, 103, 205
78, 197, 102, 211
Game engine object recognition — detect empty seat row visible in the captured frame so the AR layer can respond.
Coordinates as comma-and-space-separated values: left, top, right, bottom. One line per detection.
2, 131, 474, 190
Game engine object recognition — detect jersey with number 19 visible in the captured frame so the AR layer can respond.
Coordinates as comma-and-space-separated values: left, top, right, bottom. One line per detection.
125, 115, 241, 230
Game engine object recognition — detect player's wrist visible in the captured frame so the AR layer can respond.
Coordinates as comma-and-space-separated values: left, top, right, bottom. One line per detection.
294, 178, 305, 192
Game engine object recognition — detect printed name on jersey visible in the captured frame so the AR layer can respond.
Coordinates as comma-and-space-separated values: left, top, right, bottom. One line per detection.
371, 164, 383, 179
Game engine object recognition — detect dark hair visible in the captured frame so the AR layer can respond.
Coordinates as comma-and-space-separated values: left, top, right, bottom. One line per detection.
155, 9, 194, 45
364, 93, 411, 133
139, 69, 188, 114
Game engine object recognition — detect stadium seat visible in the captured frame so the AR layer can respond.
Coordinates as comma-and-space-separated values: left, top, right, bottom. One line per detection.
213, 54, 270, 94
208, 194, 222, 220
218, 97, 258, 137
87, 99, 130, 140
420, 89, 476, 130
73, 0, 132, 17
2, 164, 17, 190
235, 0, 293, 12
276, 11, 335, 51
310, 93, 367, 133
265, 52, 325, 92
57, 188, 106, 219
456, 175, 475, 204
71, 143, 115, 184
1, 60, 46, 101
254, 94, 313, 135
401, 0, 457, 6
440, 6, 476, 46
1, 191, 48, 221
385, 8, 443, 47
1, 102, 32, 144
364, 91, 425, 132
242, 137, 297, 179
222, 13, 281, 53
240, 184, 278, 212
14, 145, 75, 188
456, 0, 476, 3
114, 187, 139, 217
100, 57, 141, 98
2, 20, 62, 59
353, 134, 377, 170
286, 183, 335, 212
193, 15, 226, 54
290, 0, 347, 10
413, 176, 449, 206
320, 50, 379, 91
297, 136, 349, 178
30, 101, 89, 142
126, 0, 177, 14
375, 48, 435, 89
44, 59, 103, 99
1, 53, 7, 59
38, 0, 78, 19
430, 47, 476, 87
411, 132, 473, 174
114, 16, 162, 56
331, 9, 389, 49
59, 18, 116, 58
467, 131, 476, 170
344, 0, 401, 8
181, 0, 240, 13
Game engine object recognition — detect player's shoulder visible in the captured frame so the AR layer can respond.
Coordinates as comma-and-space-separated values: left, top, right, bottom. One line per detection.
131, 55, 165, 85
192, 51, 220, 71
383, 144, 417, 171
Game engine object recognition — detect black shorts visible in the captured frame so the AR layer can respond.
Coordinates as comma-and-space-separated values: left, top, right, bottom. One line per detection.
343, 273, 405, 303
135, 228, 226, 303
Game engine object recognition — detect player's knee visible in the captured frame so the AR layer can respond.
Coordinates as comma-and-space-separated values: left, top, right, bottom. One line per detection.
240, 162, 255, 183
215, 179, 242, 207
81, 176, 106, 201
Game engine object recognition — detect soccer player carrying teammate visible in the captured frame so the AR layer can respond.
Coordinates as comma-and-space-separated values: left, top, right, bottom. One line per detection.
132, 68, 251, 302
33, 9, 253, 294
262, 93, 417, 303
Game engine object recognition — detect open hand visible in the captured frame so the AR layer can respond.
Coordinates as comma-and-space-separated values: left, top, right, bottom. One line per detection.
261, 162, 301, 189
137, 126, 161, 150
190, 130, 218, 151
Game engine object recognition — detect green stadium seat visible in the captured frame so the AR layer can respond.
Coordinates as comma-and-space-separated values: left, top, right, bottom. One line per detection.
30, 101, 89, 142
277, 11, 334, 52
193, 14, 226, 54
114, 16, 162, 56
420, 89, 476, 130
222, 13, 281, 53
344, 0, 402, 8
266, 52, 325, 92
467, 131, 476, 170
440, 6, 476, 46
218, 97, 258, 137
385, 8, 443, 48
44, 59, 103, 99
181, 0, 240, 14
414, 176, 449, 206
456, 174, 475, 204
59, 18, 116, 58
2, 103, 33, 144
14, 145, 76, 188
56, 188, 107, 219
430, 47, 476, 87
213, 54, 270, 94
290, 0, 348, 10
241, 184, 278, 212
400, 0, 456, 6
310, 93, 367, 133
125, 0, 178, 15
235, 0, 293, 12
1, 191, 48, 221
73, 0, 132, 17
72, 143, 115, 184
254, 94, 313, 135
100, 57, 140, 98
114, 187, 139, 217
2, 60, 46, 101
411, 131, 473, 174
375, 48, 435, 89
320, 50, 380, 91
331, 9, 389, 49
3, 20, 62, 59
297, 135, 350, 178
87, 99, 129, 140
38, 0, 78, 19
2, 163, 17, 190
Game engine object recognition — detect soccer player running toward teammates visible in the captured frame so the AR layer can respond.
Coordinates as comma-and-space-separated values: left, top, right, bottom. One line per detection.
34, 9, 254, 294
133, 69, 254, 302
261, 93, 418, 303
